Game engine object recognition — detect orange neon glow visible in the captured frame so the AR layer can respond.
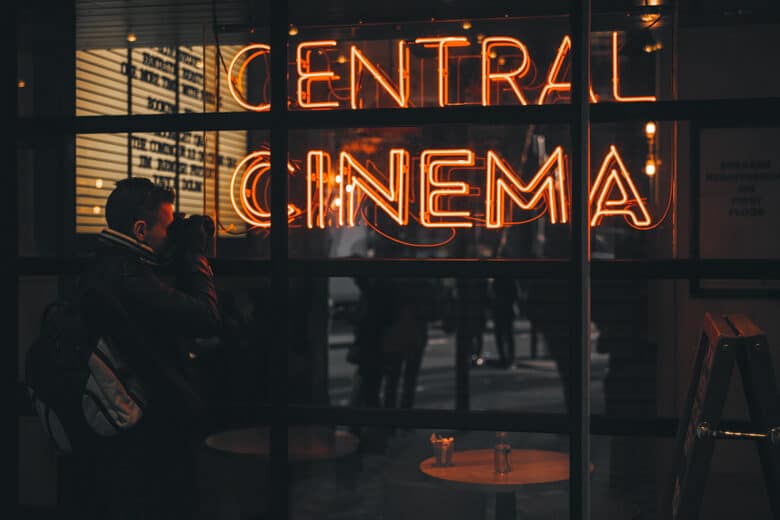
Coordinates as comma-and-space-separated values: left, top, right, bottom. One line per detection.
229, 151, 298, 228
419, 149, 476, 228
306, 151, 331, 229
536, 36, 599, 104
415, 37, 470, 107
231, 143, 665, 234
481, 37, 531, 106
297, 41, 339, 109
485, 146, 568, 228
350, 41, 409, 109
589, 145, 652, 227
339, 149, 411, 227
611, 32, 656, 102
228, 44, 271, 112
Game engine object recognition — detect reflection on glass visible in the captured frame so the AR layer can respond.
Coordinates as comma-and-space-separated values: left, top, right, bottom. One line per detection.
282, 277, 573, 412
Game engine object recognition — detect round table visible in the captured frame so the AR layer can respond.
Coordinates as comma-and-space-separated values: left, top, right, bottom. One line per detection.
420, 449, 580, 520
204, 426, 360, 462
202, 426, 361, 517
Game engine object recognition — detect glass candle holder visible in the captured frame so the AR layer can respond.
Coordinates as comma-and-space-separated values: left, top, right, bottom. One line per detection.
494, 431, 512, 474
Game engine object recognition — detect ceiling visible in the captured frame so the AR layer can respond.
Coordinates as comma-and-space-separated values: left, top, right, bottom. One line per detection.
23, 0, 779, 50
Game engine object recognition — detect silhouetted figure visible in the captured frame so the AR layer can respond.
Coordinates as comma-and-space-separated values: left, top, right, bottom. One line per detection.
352, 277, 394, 409
455, 278, 489, 367
381, 279, 433, 409
491, 277, 518, 368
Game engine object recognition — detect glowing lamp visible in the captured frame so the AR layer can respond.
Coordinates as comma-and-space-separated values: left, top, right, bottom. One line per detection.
645, 161, 656, 176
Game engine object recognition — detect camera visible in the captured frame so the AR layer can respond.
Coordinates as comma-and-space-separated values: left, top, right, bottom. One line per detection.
165, 213, 215, 257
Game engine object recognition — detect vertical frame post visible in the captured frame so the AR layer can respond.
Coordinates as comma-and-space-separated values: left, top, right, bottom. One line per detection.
270, 2, 290, 519
7, 2, 19, 512
569, 1, 591, 519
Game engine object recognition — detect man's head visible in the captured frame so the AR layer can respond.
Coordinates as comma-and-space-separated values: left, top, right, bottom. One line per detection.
105, 178, 176, 253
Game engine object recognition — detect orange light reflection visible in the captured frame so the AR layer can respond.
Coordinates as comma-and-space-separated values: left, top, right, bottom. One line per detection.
486, 146, 568, 228
297, 41, 339, 109
482, 37, 531, 106
590, 145, 652, 227
350, 41, 409, 109
228, 44, 271, 112
611, 32, 656, 102
415, 37, 470, 107
420, 149, 476, 228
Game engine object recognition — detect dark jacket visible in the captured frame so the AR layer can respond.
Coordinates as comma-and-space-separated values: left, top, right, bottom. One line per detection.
78, 228, 221, 426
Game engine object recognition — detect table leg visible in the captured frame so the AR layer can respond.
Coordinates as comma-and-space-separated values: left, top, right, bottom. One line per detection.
496, 492, 516, 520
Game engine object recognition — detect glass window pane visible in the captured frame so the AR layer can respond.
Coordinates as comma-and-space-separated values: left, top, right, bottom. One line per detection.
288, 125, 572, 259
71, 2, 269, 116
590, 121, 676, 260
288, 277, 571, 414
73, 130, 269, 258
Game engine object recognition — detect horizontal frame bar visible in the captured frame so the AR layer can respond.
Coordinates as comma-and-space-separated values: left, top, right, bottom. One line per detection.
591, 98, 780, 124
16, 257, 780, 279
14, 392, 759, 440
16, 98, 780, 138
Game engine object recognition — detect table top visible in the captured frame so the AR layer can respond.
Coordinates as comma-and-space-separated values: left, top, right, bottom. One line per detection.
204, 426, 360, 462
419, 449, 574, 492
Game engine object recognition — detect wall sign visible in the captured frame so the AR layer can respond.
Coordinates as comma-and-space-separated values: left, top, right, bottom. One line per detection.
692, 124, 780, 297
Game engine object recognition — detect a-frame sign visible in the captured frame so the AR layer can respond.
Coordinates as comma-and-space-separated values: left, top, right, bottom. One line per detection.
670, 312, 780, 519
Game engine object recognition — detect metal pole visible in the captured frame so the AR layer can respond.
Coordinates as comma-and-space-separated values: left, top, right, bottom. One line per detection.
8, 2, 19, 512
569, 1, 591, 519
174, 47, 181, 214
127, 46, 133, 178
270, 2, 290, 519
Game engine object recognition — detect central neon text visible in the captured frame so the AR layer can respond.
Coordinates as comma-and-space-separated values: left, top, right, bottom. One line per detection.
230, 146, 654, 230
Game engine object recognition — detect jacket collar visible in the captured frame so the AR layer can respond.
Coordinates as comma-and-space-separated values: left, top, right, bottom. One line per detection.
98, 228, 160, 265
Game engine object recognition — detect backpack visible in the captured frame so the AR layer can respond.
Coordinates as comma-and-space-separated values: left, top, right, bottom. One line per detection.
23, 298, 148, 455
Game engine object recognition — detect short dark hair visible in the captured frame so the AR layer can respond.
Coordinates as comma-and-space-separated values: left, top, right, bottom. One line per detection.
105, 178, 175, 235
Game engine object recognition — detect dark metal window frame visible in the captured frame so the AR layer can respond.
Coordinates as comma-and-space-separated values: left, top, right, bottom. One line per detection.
12, 2, 780, 519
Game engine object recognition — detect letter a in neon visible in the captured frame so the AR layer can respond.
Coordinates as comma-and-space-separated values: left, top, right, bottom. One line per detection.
590, 146, 652, 227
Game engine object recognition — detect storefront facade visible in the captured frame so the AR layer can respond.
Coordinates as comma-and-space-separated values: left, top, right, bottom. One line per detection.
12, 1, 780, 518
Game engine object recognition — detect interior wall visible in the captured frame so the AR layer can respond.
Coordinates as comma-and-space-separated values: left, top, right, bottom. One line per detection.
655, 21, 780, 519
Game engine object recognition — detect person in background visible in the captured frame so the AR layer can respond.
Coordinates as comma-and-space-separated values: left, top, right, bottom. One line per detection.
381, 278, 434, 410
491, 277, 519, 369
456, 278, 489, 367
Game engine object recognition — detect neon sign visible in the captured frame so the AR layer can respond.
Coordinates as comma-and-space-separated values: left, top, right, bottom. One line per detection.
230, 146, 656, 231
225, 30, 664, 237
228, 31, 655, 110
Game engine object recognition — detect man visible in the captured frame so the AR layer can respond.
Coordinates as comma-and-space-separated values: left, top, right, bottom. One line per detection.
76, 177, 220, 518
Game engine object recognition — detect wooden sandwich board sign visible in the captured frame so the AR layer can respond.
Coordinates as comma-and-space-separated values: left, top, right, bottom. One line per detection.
670, 312, 780, 519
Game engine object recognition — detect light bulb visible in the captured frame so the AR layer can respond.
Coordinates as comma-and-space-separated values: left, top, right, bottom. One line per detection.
645, 121, 657, 136
645, 161, 656, 176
